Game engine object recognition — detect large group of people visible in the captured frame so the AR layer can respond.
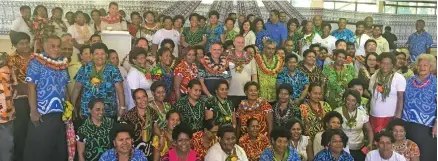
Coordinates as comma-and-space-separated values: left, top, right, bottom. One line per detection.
0, 1, 436, 161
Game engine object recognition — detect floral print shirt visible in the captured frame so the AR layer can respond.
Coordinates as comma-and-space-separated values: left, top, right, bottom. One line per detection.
239, 134, 270, 161
205, 24, 225, 51
173, 96, 206, 132
236, 97, 272, 135
323, 64, 355, 108
76, 117, 114, 161
300, 101, 332, 140
276, 68, 309, 100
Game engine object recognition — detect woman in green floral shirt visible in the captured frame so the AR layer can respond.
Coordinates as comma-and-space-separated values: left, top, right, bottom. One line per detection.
173, 79, 206, 132
287, 18, 303, 53
181, 13, 206, 47
149, 81, 172, 132
323, 49, 355, 108
205, 79, 235, 126
224, 18, 239, 41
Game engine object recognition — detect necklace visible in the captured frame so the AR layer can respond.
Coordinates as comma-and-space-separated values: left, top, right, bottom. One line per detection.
392, 140, 408, 154
303, 32, 315, 46
200, 55, 228, 75
274, 101, 293, 125
240, 97, 263, 112
412, 75, 431, 88
187, 98, 203, 128
334, 65, 348, 88
255, 54, 283, 75
101, 14, 121, 24
342, 106, 358, 128
308, 102, 324, 120
31, 53, 68, 70
131, 64, 152, 79
116, 148, 134, 161
216, 97, 233, 123
227, 49, 253, 73
184, 60, 198, 79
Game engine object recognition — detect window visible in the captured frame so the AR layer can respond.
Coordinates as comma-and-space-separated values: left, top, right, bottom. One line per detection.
290, 0, 312, 8
323, 0, 378, 13
384, 1, 437, 15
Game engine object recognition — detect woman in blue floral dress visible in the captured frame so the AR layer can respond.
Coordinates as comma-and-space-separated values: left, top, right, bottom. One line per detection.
204, 10, 224, 51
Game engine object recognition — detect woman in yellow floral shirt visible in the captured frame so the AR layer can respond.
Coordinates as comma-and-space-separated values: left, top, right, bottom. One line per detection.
300, 83, 331, 140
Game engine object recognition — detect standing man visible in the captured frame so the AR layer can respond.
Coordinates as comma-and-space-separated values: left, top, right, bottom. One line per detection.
313, 15, 323, 36
382, 26, 398, 51
0, 52, 16, 161
279, 12, 288, 25
265, 10, 287, 48
407, 19, 433, 62
10, 6, 33, 45
331, 18, 355, 43
354, 21, 371, 57
364, 16, 374, 36
371, 26, 390, 55
23, 35, 70, 161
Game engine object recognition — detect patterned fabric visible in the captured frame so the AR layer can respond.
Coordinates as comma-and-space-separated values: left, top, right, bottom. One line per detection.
272, 101, 301, 128
98, 148, 147, 161
236, 98, 272, 135
313, 149, 354, 161
152, 135, 171, 157
0, 61, 15, 123
205, 97, 234, 125
151, 64, 174, 101
128, 23, 139, 37
259, 146, 301, 161
66, 120, 76, 161
205, 24, 225, 51
225, 29, 239, 41
257, 67, 280, 103
393, 139, 420, 161
191, 131, 218, 160
173, 96, 205, 132
238, 134, 270, 161
74, 62, 123, 117
8, 52, 28, 85
323, 64, 355, 108
160, 149, 201, 161
197, 56, 231, 95
76, 117, 114, 161
358, 67, 372, 86
25, 55, 70, 115
287, 32, 304, 53
299, 101, 332, 140
276, 68, 309, 100
173, 60, 198, 94
402, 74, 437, 127
297, 62, 325, 87
314, 26, 323, 37
331, 29, 355, 43
182, 27, 205, 46
121, 107, 158, 156
148, 101, 172, 129
255, 30, 270, 51
407, 31, 433, 62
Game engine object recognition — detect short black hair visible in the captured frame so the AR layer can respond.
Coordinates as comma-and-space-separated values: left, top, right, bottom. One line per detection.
143, 11, 155, 19
162, 16, 172, 23
309, 44, 320, 51
134, 37, 148, 46
303, 49, 315, 58
130, 11, 140, 19
270, 9, 280, 17
107, 49, 117, 55
217, 124, 235, 138
246, 14, 255, 20
90, 42, 108, 54
277, 84, 293, 99
187, 79, 201, 89
189, 13, 199, 21
33, 5, 48, 18
173, 14, 185, 24
308, 82, 321, 93
215, 79, 229, 93
346, 42, 355, 47
160, 39, 175, 49
79, 45, 91, 55
199, 15, 207, 21
385, 26, 391, 30
356, 21, 366, 27
20, 5, 31, 11
270, 127, 291, 141
225, 17, 234, 24
252, 18, 266, 31
321, 129, 348, 147
156, 47, 172, 64
320, 46, 328, 53
323, 111, 343, 129
172, 123, 193, 140
165, 110, 180, 120
287, 18, 300, 31
208, 10, 220, 19
111, 123, 135, 143
375, 130, 395, 143
321, 23, 331, 30
132, 88, 148, 101
246, 118, 259, 128
52, 7, 63, 15
364, 39, 377, 49
228, 13, 236, 17
128, 47, 147, 64
335, 39, 346, 47
285, 118, 305, 134
378, 52, 397, 65
150, 80, 166, 92
203, 118, 217, 131
43, 35, 61, 44
343, 89, 361, 105
285, 54, 299, 63
386, 118, 406, 132
333, 49, 347, 57
10, 32, 30, 47
91, 9, 100, 16
348, 78, 365, 89
90, 34, 101, 41
244, 81, 260, 93
223, 40, 234, 49
109, 2, 118, 8
88, 98, 104, 109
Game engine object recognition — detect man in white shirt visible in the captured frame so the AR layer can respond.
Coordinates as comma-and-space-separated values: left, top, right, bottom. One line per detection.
366, 131, 407, 161
205, 125, 248, 161
151, 16, 181, 57
11, 6, 33, 45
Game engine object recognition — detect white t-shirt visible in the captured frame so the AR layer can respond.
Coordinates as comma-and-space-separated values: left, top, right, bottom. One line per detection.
205, 142, 248, 161
355, 34, 371, 57
365, 150, 407, 161
126, 67, 154, 108
369, 72, 406, 117
11, 17, 33, 45
301, 33, 322, 52
243, 31, 256, 47
152, 28, 180, 57
228, 59, 257, 96
320, 35, 337, 54
292, 135, 310, 161
335, 107, 369, 150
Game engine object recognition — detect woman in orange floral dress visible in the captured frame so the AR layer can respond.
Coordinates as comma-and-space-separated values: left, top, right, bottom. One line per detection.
191, 119, 219, 160
236, 81, 273, 137
387, 118, 420, 161
239, 118, 270, 161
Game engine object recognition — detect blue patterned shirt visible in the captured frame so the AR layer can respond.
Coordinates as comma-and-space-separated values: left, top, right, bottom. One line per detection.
25, 54, 70, 115
260, 146, 301, 161
265, 21, 288, 47
75, 62, 123, 117
313, 149, 354, 161
205, 24, 225, 51
407, 31, 434, 62
256, 30, 271, 51
331, 29, 355, 43
276, 68, 309, 100
99, 148, 147, 161
402, 74, 437, 127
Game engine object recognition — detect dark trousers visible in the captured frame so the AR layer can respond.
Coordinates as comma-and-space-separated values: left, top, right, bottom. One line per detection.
228, 95, 246, 111
23, 113, 67, 161
0, 121, 14, 161
349, 149, 365, 161
13, 98, 30, 161
406, 122, 437, 161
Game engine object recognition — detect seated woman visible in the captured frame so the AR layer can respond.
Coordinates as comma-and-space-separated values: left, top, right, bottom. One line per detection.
365, 130, 407, 161
191, 119, 219, 160
99, 123, 147, 161
152, 110, 180, 161
239, 118, 270, 161
387, 118, 420, 161
347, 78, 369, 113
236, 81, 273, 137
151, 47, 176, 103
205, 79, 235, 126
300, 83, 331, 140
276, 54, 309, 105
335, 89, 373, 161
149, 81, 172, 131
272, 84, 302, 128
204, 125, 248, 161
260, 127, 301, 161
286, 118, 313, 161
313, 129, 354, 161
173, 47, 198, 100
160, 123, 201, 161
174, 79, 205, 132
313, 111, 348, 155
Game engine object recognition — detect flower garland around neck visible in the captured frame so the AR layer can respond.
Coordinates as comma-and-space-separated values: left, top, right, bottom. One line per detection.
240, 97, 264, 112
75, 23, 90, 40
411, 75, 432, 89
31, 53, 68, 70
131, 64, 152, 80
373, 69, 395, 102
255, 54, 284, 75
342, 105, 358, 128
184, 60, 198, 79
302, 32, 315, 46
90, 63, 106, 86
101, 13, 121, 24
225, 147, 239, 161
200, 55, 228, 75
274, 101, 292, 122
226, 49, 253, 73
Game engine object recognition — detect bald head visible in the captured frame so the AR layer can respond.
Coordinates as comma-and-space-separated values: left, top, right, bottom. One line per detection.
233, 36, 245, 51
